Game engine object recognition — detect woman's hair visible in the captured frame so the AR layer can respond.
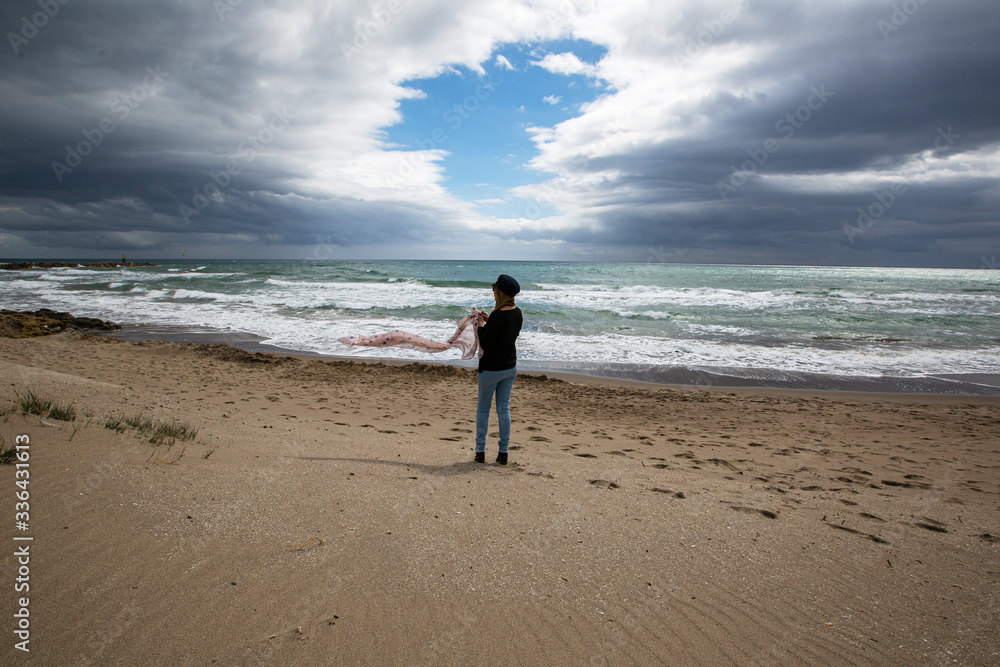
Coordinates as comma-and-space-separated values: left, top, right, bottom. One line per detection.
493, 287, 516, 311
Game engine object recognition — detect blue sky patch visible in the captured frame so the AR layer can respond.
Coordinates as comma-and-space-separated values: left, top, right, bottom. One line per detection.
384, 39, 609, 218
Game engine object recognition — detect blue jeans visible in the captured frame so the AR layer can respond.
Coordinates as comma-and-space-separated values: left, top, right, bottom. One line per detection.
476, 366, 517, 453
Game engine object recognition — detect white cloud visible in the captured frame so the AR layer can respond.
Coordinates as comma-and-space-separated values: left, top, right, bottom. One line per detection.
530, 52, 600, 78
761, 144, 1000, 194
543, 94, 562, 105
495, 54, 515, 70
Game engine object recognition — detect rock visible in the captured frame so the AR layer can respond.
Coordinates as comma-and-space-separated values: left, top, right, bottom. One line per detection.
0, 309, 120, 338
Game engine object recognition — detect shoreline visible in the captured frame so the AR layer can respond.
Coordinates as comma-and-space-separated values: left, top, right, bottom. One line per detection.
4, 260, 998, 397
105, 323, 1000, 397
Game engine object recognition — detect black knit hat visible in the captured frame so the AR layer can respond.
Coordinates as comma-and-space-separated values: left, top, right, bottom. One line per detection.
492, 274, 520, 297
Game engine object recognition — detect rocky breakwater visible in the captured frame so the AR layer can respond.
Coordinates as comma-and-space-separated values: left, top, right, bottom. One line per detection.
0, 309, 121, 338
0, 262, 157, 270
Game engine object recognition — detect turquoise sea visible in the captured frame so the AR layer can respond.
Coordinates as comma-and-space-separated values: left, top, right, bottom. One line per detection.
3, 260, 999, 392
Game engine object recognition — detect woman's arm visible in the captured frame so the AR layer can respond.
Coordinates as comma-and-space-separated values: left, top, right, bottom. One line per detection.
477, 311, 496, 348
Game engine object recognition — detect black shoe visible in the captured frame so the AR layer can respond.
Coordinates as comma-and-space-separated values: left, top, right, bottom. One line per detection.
474, 451, 485, 463
496, 452, 508, 465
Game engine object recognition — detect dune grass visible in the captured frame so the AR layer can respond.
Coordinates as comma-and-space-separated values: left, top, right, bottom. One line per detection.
150, 420, 199, 444
105, 411, 198, 445
14, 389, 51, 416
47, 401, 77, 421
0, 435, 14, 464
105, 413, 126, 433
6, 388, 200, 450
12, 389, 77, 421
0, 401, 13, 423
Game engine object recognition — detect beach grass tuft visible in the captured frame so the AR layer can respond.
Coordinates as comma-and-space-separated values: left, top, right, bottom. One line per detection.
123, 413, 154, 435
150, 420, 198, 444
105, 413, 126, 433
47, 401, 77, 422
15, 389, 52, 416
105, 411, 199, 445
0, 435, 13, 464
12, 389, 76, 421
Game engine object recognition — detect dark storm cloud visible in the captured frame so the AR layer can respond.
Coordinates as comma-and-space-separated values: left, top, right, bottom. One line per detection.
0, 0, 450, 256
517, 0, 1000, 266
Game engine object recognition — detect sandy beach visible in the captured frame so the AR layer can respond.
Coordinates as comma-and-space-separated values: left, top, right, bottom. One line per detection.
1, 329, 998, 665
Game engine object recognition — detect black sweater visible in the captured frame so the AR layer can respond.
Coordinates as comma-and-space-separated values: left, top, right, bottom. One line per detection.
477, 307, 522, 372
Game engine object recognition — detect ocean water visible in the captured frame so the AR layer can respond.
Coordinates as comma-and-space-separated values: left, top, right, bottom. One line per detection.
3, 260, 999, 391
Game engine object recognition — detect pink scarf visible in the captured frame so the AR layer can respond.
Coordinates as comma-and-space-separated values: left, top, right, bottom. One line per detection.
338, 309, 485, 360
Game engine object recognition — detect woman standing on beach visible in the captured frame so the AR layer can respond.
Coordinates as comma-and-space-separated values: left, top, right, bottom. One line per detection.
475, 274, 523, 464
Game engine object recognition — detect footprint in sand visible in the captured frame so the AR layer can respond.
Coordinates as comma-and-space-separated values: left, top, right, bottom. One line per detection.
705, 458, 739, 471
651, 488, 686, 498
914, 517, 949, 533
826, 522, 889, 544
728, 505, 779, 520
